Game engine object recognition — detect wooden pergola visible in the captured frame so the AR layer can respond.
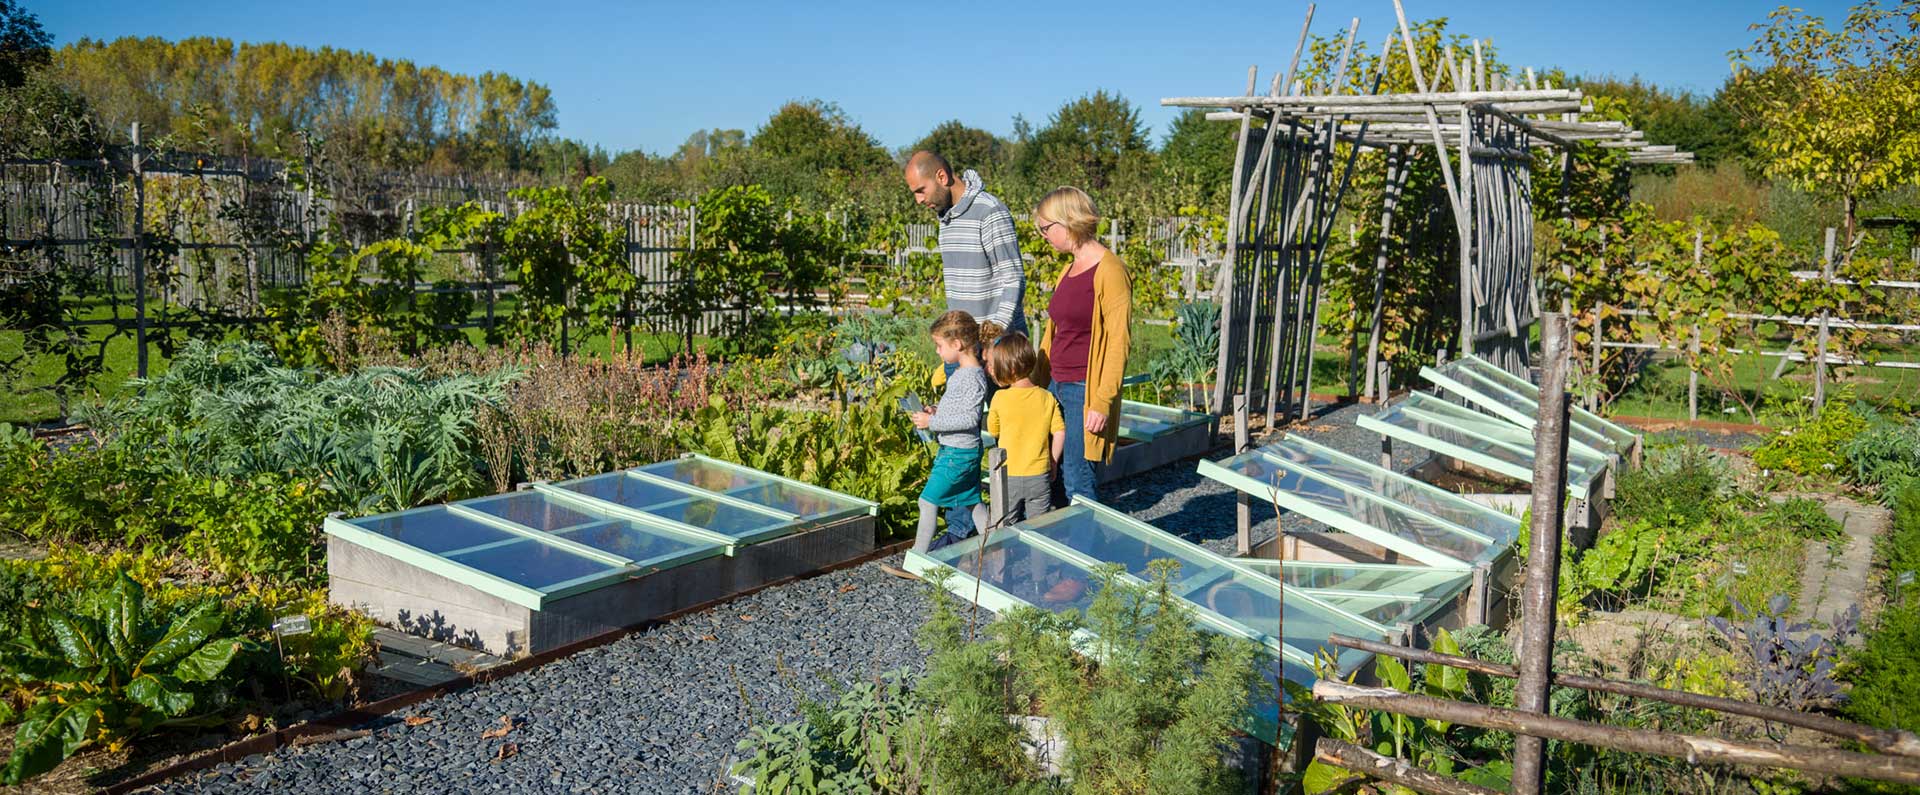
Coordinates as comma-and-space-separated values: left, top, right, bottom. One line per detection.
1161, 2, 1692, 431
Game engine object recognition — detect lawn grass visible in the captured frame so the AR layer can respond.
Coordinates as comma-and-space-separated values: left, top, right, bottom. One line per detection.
1607, 345, 1920, 423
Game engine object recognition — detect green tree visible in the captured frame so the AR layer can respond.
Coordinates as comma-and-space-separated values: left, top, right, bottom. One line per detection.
1729, 0, 1920, 242
748, 99, 893, 204
907, 119, 1008, 177
0, 0, 50, 89
1018, 89, 1154, 195
1158, 108, 1236, 214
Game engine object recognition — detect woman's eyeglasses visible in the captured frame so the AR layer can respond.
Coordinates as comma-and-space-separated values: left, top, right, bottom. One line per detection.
1036, 220, 1059, 234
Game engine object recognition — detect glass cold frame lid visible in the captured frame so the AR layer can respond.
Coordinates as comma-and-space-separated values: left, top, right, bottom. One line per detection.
461, 490, 601, 531
1117, 400, 1211, 442
548, 519, 716, 566
633, 457, 867, 520
1232, 558, 1472, 627
1422, 360, 1619, 458
550, 471, 792, 542
348, 505, 522, 554
1199, 434, 1518, 567
1448, 356, 1639, 451
954, 503, 1391, 673
1358, 393, 1604, 499
341, 505, 621, 593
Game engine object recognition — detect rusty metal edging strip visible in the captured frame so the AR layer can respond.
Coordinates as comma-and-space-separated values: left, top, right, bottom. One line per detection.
104, 538, 914, 794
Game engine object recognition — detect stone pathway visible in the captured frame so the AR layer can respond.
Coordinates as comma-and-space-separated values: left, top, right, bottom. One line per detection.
1793, 496, 1889, 638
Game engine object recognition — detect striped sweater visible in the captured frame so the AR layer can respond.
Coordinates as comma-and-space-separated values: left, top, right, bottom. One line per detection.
938, 170, 1028, 335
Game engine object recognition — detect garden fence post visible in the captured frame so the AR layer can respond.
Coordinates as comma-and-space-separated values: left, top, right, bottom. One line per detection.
1588, 302, 1603, 411
1511, 311, 1574, 795
1689, 231, 1701, 421
132, 122, 148, 379
1234, 393, 1252, 555
1815, 227, 1835, 411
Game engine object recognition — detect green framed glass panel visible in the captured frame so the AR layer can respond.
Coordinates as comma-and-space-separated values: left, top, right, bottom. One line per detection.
550, 519, 721, 568
922, 526, 1109, 614
1200, 447, 1499, 568
637, 457, 869, 520
1422, 363, 1617, 459
443, 537, 617, 590
1357, 393, 1601, 500
460, 491, 603, 532
1254, 435, 1520, 550
1452, 356, 1639, 451
1231, 558, 1471, 627
554, 472, 792, 543
347, 506, 520, 554
1117, 400, 1211, 442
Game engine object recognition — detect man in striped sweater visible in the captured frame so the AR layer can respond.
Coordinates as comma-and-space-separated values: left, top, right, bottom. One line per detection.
903, 151, 1027, 340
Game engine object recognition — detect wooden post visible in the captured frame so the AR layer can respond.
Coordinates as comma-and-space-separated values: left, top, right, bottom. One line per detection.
131, 122, 149, 379
1360, 147, 1405, 405
1688, 231, 1702, 420
988, 447, 1009, 530
1458, 105, 1474, 358
1211, 65, 1259, 416
1316, 739, 1501, 795
1815, 228, 1835, 411
1234, 392, 1254, 554
1512, 312, 1573, 795
1588, 302, 1604, 411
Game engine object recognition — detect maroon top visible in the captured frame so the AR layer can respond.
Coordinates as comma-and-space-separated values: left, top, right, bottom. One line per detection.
1047, 262, 1098, 383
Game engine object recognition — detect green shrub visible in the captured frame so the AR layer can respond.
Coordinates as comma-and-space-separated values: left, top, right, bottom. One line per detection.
1752, 400, 1870, 480
1759, 497, 1844, 543
732, 563, 1265, 794
1844, 481, 1920, 740
1614, 442, 1738, 526
1843, 417, 1920, 500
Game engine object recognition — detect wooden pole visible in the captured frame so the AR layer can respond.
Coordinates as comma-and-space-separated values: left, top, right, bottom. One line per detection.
1511, 312, 1573, 795
1458, 106, 1474, 358
1315, 739, 1501, 795
1815, 227, 1835, 410
1313, 680, 1920, 786
131, 122, 148, 379
1589, 302, 1605, 411
1234, 393, 1252, 554
1212, 65, 1259, 416
1688, 230, 1703, 420
1328, 633, 1920, 757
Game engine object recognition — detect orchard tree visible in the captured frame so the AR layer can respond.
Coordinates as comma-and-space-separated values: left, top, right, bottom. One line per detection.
1159, 109, 1235, 214
908, 120, 1008, 178
1730, 0, 1920, 243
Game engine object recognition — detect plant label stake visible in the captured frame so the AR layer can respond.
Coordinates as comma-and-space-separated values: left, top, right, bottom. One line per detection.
273, 614, 313, 637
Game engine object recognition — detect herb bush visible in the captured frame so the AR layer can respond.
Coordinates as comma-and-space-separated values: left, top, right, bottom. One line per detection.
1751, 399, 1871, 480
732, 563, 1265, 794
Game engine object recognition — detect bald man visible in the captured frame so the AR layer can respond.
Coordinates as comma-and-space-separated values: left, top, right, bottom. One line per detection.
903, 151, 1027, 339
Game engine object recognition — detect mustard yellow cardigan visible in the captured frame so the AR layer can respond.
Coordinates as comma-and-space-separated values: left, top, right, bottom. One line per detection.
1035, 250, 1132, 464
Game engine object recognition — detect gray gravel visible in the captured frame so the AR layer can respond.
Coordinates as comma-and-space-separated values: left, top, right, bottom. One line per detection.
150, 559, 933, 795
145, 400, 1414, 794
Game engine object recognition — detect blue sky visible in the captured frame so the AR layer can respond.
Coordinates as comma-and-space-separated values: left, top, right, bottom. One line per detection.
36, 1, 1849, 156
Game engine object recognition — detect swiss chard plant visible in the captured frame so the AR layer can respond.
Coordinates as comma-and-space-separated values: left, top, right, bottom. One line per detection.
1, 573, 248, 785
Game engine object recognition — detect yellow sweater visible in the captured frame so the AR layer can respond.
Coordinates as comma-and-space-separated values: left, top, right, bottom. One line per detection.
1036, 251, 1133, 463
987, 386, 1065, 477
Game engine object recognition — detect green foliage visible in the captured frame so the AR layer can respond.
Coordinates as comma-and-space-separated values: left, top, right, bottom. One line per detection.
1842, 415, 1920, 500
49, 36, 559, 171
1759, 498, 1844, 543
498, 177, 631, 346
1141, 301, 1219, 409
1752, 399, 1871, 479
1845, 481, 1920, 738
734, 564, 1264, 794
1613, 442, 1739, 527
0, 573, 246, 784
82, 339, 511, 513
653, 185, 850, 355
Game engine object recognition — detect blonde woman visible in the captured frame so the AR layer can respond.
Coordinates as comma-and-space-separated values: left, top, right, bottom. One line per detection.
1032, 187, 1131, 503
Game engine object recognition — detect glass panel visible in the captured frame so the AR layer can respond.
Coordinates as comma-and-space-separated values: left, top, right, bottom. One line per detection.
560, 473, 790, 539
1255, 439, 1519, 546
552, 520, 716, 563
463, 491, 602, 531
927, 530, 1108, 614
1119, 415, 1180, 439
1208, 449, 1495, 563
725, 481, 865, 519
446, 538, 615, 589
1455, 357, 1638, 449
1440, 366, 1618, 455
349, 506, 517, 554
1388, 394, 1606, 487
635, 458, 767, 494
1009, 508, 1389, 663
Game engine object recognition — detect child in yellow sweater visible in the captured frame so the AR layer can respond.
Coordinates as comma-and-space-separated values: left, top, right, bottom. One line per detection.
985, 333, 1065, 523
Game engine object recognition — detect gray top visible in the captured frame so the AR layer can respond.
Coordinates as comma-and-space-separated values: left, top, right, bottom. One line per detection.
938, 170, 1028, 336
928, 366, 988, 449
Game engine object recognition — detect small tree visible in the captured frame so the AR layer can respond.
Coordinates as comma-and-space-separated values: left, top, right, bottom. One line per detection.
1730, 0, 1920, 243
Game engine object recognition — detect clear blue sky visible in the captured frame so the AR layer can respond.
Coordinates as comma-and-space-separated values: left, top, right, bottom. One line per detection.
35, 1, 1849, 157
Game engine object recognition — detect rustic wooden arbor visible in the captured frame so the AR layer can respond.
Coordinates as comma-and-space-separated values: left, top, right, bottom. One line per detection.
1161, 2, 1690, 433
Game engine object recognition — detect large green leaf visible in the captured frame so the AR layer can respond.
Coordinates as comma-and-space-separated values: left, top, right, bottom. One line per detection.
127, 674, 196, 717
103, 573, 145, 668
137, 600, 226, 672
172, 637, 243, 683
2, 697, 103, 785
46, 613, 104, 670
1301, 759, 1361, 795
1458, 760, 1514, 789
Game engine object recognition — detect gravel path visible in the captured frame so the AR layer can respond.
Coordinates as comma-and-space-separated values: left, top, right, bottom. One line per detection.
149, 401, 1414, 794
